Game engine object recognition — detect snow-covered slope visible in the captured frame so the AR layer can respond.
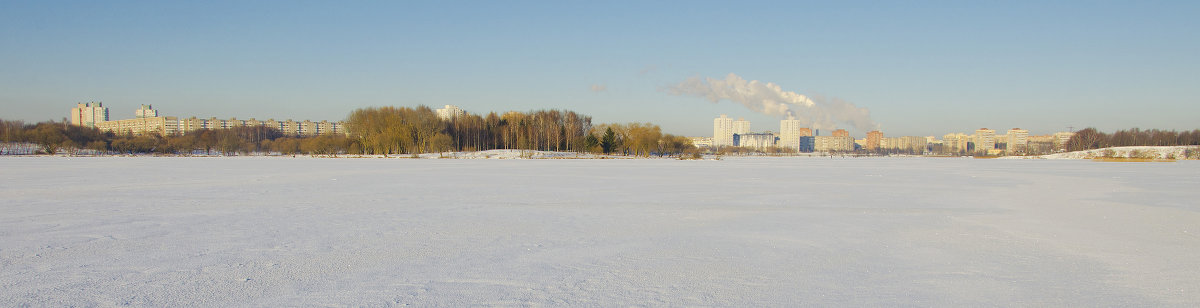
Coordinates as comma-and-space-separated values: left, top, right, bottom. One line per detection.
413, 149, 617, 159
2, 157, 1198, 306
1039, 146, 1197, 160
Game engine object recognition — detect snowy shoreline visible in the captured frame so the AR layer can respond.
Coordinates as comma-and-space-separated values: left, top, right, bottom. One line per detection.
5, 142, 1198, 160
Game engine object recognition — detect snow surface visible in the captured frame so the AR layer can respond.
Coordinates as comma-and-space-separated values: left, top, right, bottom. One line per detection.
2, 156, 1198, 306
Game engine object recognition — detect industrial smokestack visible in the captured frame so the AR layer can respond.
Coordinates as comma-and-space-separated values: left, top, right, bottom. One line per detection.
666, 73, 880, 132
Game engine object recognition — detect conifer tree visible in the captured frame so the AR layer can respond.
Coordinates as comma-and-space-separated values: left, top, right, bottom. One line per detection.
601, 127, 617, 154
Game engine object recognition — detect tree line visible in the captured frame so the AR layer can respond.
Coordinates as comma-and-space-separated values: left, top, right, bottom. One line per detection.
1065, 128, 1200, 152
0, 119, 349, 156
3, 105, 696, 157
586, 123, 695, 157
345, 106, 694, 157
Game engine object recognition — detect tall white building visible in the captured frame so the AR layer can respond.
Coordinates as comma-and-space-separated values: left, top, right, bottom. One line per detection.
436, 105, 465, 121
779, 117, 803, 151
70, 102, 109, 128
1006, 128, 1029, 154
733, 118, 751, 136
713, 114, 734, 148
974, 128, 996, 154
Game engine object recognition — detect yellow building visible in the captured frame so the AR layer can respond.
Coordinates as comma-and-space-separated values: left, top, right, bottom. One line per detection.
95, 116, 179, 136
74, 104, 348, 136
70, 102, 109, 128
1006, 128, 1030, 154
974, 128, 996, 154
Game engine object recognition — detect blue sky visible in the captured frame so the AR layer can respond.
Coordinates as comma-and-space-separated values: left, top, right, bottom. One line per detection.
2, 1, 1197, 137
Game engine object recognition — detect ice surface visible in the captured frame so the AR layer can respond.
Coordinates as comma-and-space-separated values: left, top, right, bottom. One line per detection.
2, 156, 1198, 306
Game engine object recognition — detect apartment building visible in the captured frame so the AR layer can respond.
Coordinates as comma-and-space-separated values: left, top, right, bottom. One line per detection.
69, 102, 109, 128
974, 128, 996, 154
72, 104, 347, 137
713, 115, 734, 148
866, 130, 883, 151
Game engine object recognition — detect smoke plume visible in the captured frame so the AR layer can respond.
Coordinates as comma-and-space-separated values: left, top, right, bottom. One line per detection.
666, 73, 879, 131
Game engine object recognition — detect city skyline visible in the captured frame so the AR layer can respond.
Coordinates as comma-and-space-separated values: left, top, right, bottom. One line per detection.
3, 1, 1198, 137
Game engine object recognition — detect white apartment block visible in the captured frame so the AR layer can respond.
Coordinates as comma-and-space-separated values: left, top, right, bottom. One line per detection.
1006, 128, 1029, 153
779, 117, 804, 151
974, 128, 996, 153
734, 133, 777, 150
135, 104, 158, 118
70, 102, 109, 128
713, 115, 734, 148
436, 105, 465, 121
942, 133, 969, 154
733, 118, 751, 136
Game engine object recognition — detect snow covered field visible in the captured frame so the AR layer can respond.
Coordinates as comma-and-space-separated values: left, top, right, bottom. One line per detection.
2, 157, 1198, 306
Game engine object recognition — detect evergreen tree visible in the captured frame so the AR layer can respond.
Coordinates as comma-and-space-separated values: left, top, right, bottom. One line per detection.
583, 134, 600, 153
601, 127, 617, 154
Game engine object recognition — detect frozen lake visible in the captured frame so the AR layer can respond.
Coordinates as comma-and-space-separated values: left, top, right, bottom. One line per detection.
2, 156, 1198, 306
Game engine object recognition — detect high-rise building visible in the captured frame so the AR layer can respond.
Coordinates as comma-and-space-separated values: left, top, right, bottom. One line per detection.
436, 105, 465, 121
70, 102, 109, 128
832, 129, 849, 137
974, 128, 996, 154
135, 105, 158, 118
942, 133, 969, 154
1006, 128, 1029, 154
713, 115, 734, 148
733, 118, 751, 135
779, 117, 804, 151
866, 131, 882, 151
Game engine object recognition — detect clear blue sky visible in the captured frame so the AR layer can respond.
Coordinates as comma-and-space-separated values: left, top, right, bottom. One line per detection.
2, 1, 1197, 137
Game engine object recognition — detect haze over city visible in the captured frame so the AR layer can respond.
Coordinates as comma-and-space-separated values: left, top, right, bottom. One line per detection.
3, 1, 1198, 137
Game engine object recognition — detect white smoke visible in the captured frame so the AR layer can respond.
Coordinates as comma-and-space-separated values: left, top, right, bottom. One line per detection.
667, 73, 879, 131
